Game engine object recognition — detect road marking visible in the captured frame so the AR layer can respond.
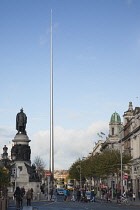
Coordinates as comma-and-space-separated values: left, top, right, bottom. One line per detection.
44, 202, 54, 206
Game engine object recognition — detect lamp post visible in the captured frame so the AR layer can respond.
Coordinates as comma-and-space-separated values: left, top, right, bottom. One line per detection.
80, 164, 82, 189
89, 152, 93, 190
120, 139, 123, 196
2, 145, 8, 167
11, 153, 17, 191
76, 157, 86, 189
76, 164, 82, 189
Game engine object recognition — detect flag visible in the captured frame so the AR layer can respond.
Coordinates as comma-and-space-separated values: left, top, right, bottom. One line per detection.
97, 133, 103, 138
100, 132, 105, 135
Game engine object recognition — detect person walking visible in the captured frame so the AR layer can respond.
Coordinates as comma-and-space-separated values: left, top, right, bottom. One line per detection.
71, 190, 75, 201
76, 189, 81, 201
64, 189, 68, 201
20, 186, 25, 207
105, 192, 109, 203
91, 189, 95, 202
26, 188, 32, 206
138, 190, 140, 200
133, 193, 136, 201
14, 186, 22, 210
66, 189, 70, 201
31, 188, 34, 200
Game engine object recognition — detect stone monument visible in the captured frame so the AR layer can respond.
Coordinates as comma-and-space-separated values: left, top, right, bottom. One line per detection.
10, 109, 41, 198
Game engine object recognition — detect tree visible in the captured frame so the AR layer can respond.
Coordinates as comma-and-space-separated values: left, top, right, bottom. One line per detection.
0, 166, 10, 196
33, 156, 46, 179
69, 149, 132, 182
69, 159, 86, 182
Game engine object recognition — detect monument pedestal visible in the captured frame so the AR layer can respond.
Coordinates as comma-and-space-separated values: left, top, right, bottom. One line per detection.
10, 134, 41, 197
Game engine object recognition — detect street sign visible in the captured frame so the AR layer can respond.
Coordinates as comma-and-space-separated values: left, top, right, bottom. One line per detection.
124, 175, 128, 179
46, 172, 51, 176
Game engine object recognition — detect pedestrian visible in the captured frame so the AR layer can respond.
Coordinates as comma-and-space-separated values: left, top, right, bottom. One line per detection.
116, 190, 121, 203
81, 189, 85, 201
113, 189, 116, 200
105, 192, 109, 203
50, 188, 53, 200
31, 188, 34, 200
91, 189, 95, 202
20, 186, 25, 207
64, 189, 68, 201
108, 192, 111, 202
123, 191, 126, 197
76, 189, 81, 201
133, 193, 136, 201
71, 190, 75, 201
26, 188, 32, 206
66, 189, 70, 201
129, 190, 133, 201
138, 190, 140, 200
14, 186, 22, 210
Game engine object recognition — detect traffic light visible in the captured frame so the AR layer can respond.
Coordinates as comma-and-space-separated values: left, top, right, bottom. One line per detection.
12, 168, 17, 178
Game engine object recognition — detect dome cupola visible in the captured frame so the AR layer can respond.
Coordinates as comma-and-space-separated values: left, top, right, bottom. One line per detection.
110, 112, 121, 123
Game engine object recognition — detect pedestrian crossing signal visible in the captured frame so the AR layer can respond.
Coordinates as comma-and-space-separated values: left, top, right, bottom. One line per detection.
12, 168, 17, 178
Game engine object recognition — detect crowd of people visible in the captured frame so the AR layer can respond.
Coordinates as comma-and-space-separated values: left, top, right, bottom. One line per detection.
14, 186, 33, 210
100, 188, 138, 203
63, 187, 139, 204
13, 185, 140, 209
63, 188, 96, 202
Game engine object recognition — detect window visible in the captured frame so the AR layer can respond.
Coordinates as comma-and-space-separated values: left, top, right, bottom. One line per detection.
112, 127, 114, 135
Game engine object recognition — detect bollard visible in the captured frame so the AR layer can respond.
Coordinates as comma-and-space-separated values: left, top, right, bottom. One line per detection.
37, 193, 40, 201
0, 198, 2, 210
1, 198, 6, 210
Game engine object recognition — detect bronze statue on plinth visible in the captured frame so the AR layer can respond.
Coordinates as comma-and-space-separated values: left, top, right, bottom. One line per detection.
16, 108, 27, 134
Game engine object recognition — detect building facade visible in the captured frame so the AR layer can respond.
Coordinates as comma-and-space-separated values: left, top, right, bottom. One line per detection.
120, 102, 140, 195
92, 102, 140, 195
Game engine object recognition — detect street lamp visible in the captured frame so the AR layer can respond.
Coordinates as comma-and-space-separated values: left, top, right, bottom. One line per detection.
3, 145, 8, 159
76, 157, 86, 189
76, 165, 81, 189
120, 139, 123, 196
11, 152, 16, 161
11, 152, 17, 191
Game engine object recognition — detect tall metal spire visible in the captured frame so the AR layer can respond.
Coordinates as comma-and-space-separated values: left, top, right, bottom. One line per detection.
50, 9, 54, 176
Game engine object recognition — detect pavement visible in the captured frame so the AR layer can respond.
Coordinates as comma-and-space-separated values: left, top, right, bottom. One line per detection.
7, 195, 140, 209
96, 196, 140, 206
8, 197, 53, 209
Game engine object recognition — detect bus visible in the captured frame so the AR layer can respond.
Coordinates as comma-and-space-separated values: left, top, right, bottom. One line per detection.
67, 179, 75, 190
56, 178, 65, 189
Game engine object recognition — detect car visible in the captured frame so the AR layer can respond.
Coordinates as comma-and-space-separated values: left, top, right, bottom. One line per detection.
57, 189, 64, 195
86, 191, 91, 201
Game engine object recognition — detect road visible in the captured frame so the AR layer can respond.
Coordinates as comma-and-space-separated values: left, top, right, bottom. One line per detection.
27, 201, 140, 210
8, 194, 140, 210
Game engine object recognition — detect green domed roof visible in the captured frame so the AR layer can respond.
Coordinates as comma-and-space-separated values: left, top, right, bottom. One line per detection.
110, 112, 121, 123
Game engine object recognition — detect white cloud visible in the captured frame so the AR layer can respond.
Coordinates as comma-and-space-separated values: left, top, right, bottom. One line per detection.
30, 121, 108, 170
0, 121, 109, 170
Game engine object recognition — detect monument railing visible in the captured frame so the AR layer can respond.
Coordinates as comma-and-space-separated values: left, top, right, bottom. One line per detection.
0, 189, 9, 210
0, 197, 8, 210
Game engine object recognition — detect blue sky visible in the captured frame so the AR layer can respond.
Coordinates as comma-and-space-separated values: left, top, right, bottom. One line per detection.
0, 0, 140, 169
